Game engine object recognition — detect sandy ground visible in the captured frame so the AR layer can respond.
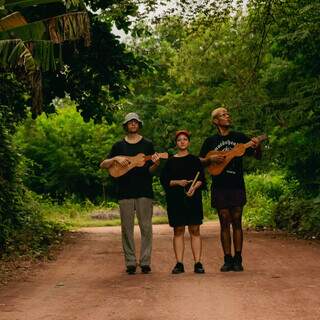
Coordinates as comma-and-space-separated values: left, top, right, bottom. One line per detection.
0, 221, 320, 320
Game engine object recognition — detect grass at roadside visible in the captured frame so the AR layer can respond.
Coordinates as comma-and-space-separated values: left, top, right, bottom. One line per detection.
34, 197, 171, 229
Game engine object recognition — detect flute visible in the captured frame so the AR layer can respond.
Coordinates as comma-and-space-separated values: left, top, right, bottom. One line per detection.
186, 171, 200, 193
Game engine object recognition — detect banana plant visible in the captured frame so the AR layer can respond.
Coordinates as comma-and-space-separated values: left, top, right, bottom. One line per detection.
0, 0, 90, 114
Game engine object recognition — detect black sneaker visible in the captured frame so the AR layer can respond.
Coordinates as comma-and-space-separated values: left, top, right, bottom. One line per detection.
141, 265, 151, 274
126, 265, 136, 275
194, 262, 205, 274
220, 255, 234, 272
172, 262, 185, 274
233, 255, 244, 272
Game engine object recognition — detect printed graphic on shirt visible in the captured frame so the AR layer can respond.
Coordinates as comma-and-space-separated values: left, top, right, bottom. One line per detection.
214, 140, 237, 152
214, 140, 238, 175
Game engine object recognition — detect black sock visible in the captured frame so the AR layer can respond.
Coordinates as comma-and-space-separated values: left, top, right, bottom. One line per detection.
234, 251, 242, 263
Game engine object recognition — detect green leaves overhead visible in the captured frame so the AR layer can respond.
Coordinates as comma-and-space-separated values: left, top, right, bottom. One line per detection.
0, 0, 90, 115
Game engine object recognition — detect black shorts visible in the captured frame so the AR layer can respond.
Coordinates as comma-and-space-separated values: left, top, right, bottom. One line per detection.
211, 188, 246, 209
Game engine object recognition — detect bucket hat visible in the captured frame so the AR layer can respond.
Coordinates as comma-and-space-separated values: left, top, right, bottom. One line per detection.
122, 112, 143, 125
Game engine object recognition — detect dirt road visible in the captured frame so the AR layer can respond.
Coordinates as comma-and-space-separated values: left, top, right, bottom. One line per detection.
0, 222, 319, 320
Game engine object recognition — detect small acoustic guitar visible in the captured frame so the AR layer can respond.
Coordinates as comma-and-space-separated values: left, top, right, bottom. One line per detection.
108, 152, 169, 178
206, 134, 267, 176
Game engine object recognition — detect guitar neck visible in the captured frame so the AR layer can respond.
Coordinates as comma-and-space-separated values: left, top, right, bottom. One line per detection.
144, 153, 168, 161
244, 135, 267, 149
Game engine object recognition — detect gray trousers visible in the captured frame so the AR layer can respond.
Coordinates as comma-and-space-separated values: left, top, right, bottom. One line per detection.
119, 197, 153, 267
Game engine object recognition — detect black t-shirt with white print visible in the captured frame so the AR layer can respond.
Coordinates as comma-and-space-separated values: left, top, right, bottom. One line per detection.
108, 138, 154, 200
199, 131, 253, 189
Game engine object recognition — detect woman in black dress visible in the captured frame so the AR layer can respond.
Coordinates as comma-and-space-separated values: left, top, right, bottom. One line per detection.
160, 130, 206, 274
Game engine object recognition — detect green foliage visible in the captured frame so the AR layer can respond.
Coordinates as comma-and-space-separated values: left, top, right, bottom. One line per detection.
243, 171, 298, 229
1, 0, 320, 252
3, 209, 66, 258
14, 101, 121, 201
255, 0, 320, 193
119, 1, 319, 238
152, 176, 166, 206
0, 0, 162, 257
275, 196, 320, 239
202, 191, 216, 219
0, 119, 65, 257
25, 191, 120, 228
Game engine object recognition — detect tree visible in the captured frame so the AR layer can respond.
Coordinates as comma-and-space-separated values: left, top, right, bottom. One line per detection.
248, 0, 320, 192
0, 0, 90, 115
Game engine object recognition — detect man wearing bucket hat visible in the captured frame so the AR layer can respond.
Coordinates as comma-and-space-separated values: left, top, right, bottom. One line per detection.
100, 112, 160, 275
199, 107, 261, 272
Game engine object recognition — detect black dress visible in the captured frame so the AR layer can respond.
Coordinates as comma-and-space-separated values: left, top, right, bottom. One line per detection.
160, 154, 206, 227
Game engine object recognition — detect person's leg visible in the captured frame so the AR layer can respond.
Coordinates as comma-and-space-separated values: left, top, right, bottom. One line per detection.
173, 226, 185, 262
188, 225, 205, 273
172, 226, 185, 274
218, 208, 232, 255
218, 208, 233, 272
119, 199, 136, 273
135, 197, 153, 270
188, 225, 202, 263
230, 206, 244, 271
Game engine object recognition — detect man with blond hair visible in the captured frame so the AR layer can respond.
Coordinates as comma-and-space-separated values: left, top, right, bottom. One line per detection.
199, 107, 261, 272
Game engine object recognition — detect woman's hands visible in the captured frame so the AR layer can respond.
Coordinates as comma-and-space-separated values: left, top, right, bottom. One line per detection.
186, 181, 202, 197
169, 180, 202, 197
170, 179, 193, 187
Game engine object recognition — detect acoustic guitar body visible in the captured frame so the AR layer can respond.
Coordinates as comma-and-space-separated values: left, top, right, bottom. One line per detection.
207, 144, 246, 176
108, 152, 168, 178
108, 153, 145, 178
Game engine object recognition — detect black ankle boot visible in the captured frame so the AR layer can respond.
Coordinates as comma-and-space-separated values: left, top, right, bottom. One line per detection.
220, 255, 234, 272
233, 253, 244, 272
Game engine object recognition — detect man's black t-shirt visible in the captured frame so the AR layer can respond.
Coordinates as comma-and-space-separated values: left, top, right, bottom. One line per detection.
108, 138, 155, 200
199, 131, 253, 189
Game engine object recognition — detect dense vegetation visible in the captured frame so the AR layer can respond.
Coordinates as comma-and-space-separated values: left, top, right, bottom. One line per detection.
1, 0, 319, 257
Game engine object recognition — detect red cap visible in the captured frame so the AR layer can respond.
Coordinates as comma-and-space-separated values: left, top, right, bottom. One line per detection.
175, 130, 191, 140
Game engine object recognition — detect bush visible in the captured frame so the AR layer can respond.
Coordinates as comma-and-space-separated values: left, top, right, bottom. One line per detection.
14, 103, 121, 202
275, 195, 320, 239
0, 186, 67, 258
243, 171, 298, 228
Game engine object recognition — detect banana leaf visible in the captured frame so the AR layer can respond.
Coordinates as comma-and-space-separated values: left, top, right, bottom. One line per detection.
0, 38, 36, 72
0, 11, 27, 31
4, 0, 83, 10
0, 11, 90, 45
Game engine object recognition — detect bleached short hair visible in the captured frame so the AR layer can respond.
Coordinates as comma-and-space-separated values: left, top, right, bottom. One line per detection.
211, 107, 228, 120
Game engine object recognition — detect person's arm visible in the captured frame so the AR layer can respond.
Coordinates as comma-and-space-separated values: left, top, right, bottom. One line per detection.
199, 137, 225, 167
100, 156, 130, 169
250, 137, 262, 160
149, 152, 160, 174
244, 135, 262, 160
100, 142, 131, 169
100, 158, 114, 169
169, 179, 192, 187
186, 157, 205, 197
186, 180, 202, 197
199, 154, 225, 167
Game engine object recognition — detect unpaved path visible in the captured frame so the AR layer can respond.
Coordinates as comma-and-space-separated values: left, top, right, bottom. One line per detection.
0, 222, 319, 320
